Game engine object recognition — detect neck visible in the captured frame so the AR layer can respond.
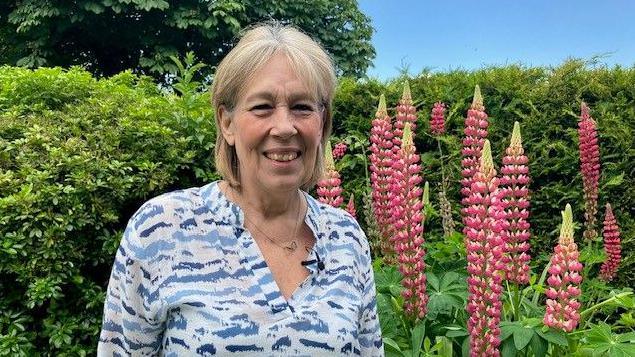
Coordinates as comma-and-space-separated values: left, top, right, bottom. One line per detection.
224, 181, 302, 220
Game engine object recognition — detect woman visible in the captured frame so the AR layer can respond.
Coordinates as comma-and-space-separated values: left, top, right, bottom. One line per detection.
98, 23, 383, 356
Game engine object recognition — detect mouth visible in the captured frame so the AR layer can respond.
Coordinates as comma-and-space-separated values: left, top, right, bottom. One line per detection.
264, 151, 301, 162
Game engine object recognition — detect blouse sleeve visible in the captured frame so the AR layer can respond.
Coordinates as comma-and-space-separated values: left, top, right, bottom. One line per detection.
97, 206, 167, 356
357, 231, 384, 356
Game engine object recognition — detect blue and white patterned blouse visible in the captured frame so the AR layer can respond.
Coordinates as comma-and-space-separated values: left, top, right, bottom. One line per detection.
98, 181, 383, 356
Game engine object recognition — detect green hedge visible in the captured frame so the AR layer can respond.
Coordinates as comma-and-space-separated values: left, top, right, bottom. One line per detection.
0, 60, 633, 354
0, 65, 216, 355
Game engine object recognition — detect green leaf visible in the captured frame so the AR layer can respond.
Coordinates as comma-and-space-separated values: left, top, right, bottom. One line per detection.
500, 321, 518, 341
383, 337, 402, 353
500, 337, 516, 357
513, 326, 534, 351
434, 336, 453, 357
529, 334, 548, 357
536, 328, 568, 346
411, 321, 425, 357
617, 332, 635, 343
604, 172, 624, 187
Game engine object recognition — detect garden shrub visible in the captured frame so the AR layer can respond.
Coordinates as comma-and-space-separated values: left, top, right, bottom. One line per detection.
0, 65, 215, 355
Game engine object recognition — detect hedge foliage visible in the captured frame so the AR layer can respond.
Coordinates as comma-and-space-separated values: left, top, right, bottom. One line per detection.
0, 60, 633, 354
0, 64, 216, 355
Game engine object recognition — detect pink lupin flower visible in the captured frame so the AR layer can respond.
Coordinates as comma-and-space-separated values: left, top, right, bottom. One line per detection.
368, 94, 396, 259
430, 101, 446, 136
461, 85, 489, 226
464, 140, 507, 357
345, 193, 357, 219
332, 142, 347, 160
393, 82, 418, 151
599, 203, 621, 281
317, 141, 344, 208
500, 122, 532, 284
578, 102, 600, 241
390, 123, 428, 319
544, 204, 583, 333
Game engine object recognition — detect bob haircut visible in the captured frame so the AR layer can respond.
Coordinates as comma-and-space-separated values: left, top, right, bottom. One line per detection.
210, 22, 336, 191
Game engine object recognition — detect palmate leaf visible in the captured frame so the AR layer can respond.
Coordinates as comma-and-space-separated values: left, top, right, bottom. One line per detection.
579, 322, 635, 356
374, 265, 403, 297
376, 293, 402, 339
426, 271, 467, 319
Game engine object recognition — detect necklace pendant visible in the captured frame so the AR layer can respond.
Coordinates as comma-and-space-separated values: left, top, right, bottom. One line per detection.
286, 241, 298, 252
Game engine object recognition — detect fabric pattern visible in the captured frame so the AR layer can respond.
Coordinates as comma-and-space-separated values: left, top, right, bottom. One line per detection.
98, 181, 383, 356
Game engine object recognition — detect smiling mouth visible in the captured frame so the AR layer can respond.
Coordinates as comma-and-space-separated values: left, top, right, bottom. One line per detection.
264, 152, 300, 162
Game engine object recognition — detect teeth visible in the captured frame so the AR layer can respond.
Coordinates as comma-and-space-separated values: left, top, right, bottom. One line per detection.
266, 152, 298, 162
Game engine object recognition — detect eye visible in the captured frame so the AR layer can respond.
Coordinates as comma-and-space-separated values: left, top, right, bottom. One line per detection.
250, 104, 273, 116
291, 103, 318, 117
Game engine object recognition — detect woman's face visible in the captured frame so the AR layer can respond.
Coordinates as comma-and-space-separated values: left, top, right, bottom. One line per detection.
219, 53, 324, 195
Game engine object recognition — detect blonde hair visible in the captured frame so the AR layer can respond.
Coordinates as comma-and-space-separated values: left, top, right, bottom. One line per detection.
211, 23, 336, 190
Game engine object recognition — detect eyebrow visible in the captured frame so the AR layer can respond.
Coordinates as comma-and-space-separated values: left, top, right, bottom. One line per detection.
244, 91, 317, 103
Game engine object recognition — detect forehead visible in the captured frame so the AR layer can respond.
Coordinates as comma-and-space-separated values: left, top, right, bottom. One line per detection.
239, 53, 319, 103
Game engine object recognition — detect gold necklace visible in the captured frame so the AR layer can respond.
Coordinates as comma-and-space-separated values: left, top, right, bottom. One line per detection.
230, 187, 305, 253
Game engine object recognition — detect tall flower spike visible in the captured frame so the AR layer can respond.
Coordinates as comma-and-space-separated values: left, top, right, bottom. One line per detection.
393, 81, 418, 151
500, 122, 532, 284
317, 141, 344, 207
430, 101, 446, 136
599, 203, 621, 281
438, 180, 456, 237
465, 140, 507, 356
578, 102, 600, 241
461, 85, 489, 231
390, 123, 428, 319
345, 193, 357, 219
368, 94, 396, 260
544, 204, 583, 332
362, 186, 383, 257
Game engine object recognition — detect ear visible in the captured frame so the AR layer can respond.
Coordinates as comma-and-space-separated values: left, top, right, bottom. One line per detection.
218, 105, 235, 146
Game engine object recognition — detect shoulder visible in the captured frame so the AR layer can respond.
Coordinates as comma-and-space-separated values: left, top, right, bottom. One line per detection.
122, 184, 211, 253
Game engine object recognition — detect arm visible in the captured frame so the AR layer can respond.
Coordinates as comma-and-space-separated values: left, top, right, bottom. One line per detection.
358, 237, 384, 356
98, 206, 167, 356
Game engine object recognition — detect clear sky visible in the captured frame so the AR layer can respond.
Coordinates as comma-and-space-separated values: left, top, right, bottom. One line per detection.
359, 0, 635, 80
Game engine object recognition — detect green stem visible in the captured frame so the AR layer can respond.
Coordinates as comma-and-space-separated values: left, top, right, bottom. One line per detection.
579, 291, 633, 325
505, 281, 515, 320
532, 260, 552, 305
436, 138, 446, 188
513, 282, 521, 321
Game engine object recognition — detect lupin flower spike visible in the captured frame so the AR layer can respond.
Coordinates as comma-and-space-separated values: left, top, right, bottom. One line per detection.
465, 139, 507, 356
390, 123, 428, 319
500, 121, 532, 284
393, 81, 418, 150
544, 204, 583, 332
461, 85, 489, 230
368, 94, 396, 259
316, 141, 344, 207
578, 102, 600, 241
599, 203, 621, 281
345, 193, 357, 219
430, 102, 446, 136
332, 142, 347, 160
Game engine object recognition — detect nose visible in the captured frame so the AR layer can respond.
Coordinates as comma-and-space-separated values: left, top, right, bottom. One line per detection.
270, 106, 298, 138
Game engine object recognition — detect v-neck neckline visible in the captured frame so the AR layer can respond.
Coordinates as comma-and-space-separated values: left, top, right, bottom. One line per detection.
211, 181, 324, 316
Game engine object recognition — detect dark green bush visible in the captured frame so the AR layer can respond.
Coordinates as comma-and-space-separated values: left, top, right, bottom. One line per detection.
0, 65, 215, 355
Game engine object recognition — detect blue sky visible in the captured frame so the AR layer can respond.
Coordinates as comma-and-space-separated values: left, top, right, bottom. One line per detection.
359, 0, 635, 80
